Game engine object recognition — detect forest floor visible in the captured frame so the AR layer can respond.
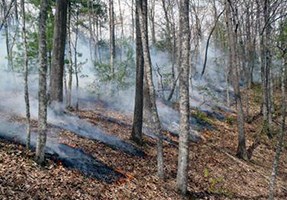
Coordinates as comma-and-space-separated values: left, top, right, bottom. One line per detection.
1, 87, 287, 199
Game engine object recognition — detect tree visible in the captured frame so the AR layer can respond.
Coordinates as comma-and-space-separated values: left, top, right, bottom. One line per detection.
49, 0, 68, 104
225, 0, 248, 160
20, 0, 31, 149
1, 0, 13, 69
109, 0, 115, 75
260, 0, 273, 138
131, 0, 144, 145
138, 0, 164, 179
36, 0, 49, 164
176, 0, 190, 195
268, 18, 287, 200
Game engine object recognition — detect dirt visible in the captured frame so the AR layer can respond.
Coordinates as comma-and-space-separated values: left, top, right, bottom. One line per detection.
0, 95, 287, 199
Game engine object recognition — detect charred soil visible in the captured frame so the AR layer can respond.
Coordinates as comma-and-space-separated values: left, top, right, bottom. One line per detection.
0, 93, 287, 199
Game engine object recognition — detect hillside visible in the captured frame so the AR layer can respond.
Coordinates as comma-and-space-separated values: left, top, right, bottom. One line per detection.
0, 88, 287, 200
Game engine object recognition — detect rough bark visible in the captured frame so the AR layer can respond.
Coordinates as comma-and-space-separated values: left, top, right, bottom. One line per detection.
131, 2, 144, 145
268, 57, 286, 200
269, 19, 287, 198
49, 0, 68, 103
138, 0, 164, 179
176, 0, 190, 195
260, 0, 272, 138
36, 0, 49, 165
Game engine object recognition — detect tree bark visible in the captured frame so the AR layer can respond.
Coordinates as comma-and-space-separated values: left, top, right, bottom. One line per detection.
20, 0, 31, 150
66, 1, 73, 108
225, 0, 248, 160
109, 0, 115, 75
260, 0, 273, 138
268, 56, 286, 200
176, 0, 190, 195
1, 0, 12, 70
138, 0, 164, 179
269, 18, 287, 198
131, 1, 144, 145
36, 0, 49, 165
49, 0, 68, 104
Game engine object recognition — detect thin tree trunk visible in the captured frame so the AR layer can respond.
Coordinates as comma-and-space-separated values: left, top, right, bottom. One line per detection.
67, 2, 73, 108
109, 0, 115, 75
148, 0, 156, 45
1, 0, 12, 70
36, 0, 49, 165
176, 0, 190, 195
131, 0, 135, 41
225, 0, 248, 160
117, 0, 124, 61
20, 0, 31, 150
73, 10, 79, 111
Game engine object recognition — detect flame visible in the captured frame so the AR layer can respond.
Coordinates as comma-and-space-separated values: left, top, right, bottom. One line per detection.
61, 142, 77, 148
114, 168, 135, 185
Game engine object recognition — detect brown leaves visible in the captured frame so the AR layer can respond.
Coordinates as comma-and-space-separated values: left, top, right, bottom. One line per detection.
1, 98, 287, 199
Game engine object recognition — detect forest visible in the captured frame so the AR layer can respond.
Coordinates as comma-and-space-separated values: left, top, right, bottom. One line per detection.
0, 0, 287, 199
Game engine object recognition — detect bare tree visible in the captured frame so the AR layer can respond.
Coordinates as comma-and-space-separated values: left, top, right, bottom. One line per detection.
20, 0, 31, 150
268, 18, 287, 200
225, 0, 248, 160
109, 0, 115, 75
36, 0, 49, 164
138, 0, 164, 179
176, 0, 190, 195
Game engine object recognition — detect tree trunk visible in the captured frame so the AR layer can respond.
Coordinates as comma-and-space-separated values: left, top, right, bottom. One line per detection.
131, 1, 144, 145
109, 0, 115, 75
73, 10, 79, 111
138, 0, 164, 179
49, 0, 68, 104
20, 0, 31, 150
66, 2, 73, 108
176, 0, 190, 195
36, 0, 49, 165
148, 0, 156, 45
1, 0, 12, 70
269, 56, 286, 200
260, 0, 272, 138
225, 0, 248, 160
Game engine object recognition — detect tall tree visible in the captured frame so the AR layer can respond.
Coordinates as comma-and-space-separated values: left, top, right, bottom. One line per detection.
225, 0, 248, 160
20, 0, 31, 149
176, 0, 190, 195
131, 0, 144, 145
36, 0, 49, 164
109, 0, 115, 75
260, 0, 273, 138
49, 0, 68, 104
268, 18, 287, 200
139, 0, 164, 179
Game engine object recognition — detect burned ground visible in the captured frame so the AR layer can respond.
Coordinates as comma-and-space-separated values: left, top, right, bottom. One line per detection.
0, 96, 287, 199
